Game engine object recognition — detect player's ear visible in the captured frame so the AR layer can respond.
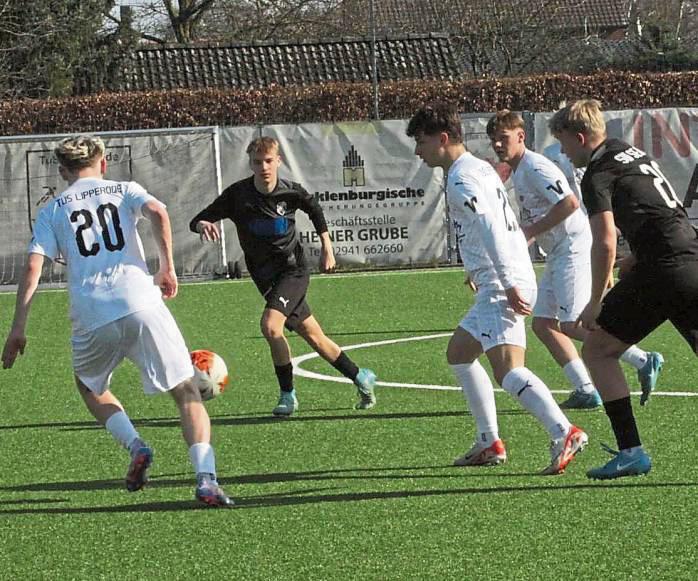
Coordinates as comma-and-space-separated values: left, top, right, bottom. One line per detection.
100, 156, 107, 175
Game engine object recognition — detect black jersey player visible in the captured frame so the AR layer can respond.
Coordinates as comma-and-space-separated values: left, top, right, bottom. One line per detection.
190, 137, 376, 416
550, 99, 698, 479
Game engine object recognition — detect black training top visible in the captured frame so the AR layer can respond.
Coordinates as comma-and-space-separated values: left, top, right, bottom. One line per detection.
582, 138, 698, 268
190, 176, 328, 281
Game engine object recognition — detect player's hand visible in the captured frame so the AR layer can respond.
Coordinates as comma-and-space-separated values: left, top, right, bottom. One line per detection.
155, 268, 178, 299
465, 275, 477, 293
320, 246, 336, 273
505, 286, 532, 316
196, 220, 220, 242
576, 300, 602, 331
2, 329, 26, 369
521, 224, 535, 244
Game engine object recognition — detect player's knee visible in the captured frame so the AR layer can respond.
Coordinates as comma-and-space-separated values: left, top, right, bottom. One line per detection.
260, 319, 284, 340
170, 378, 201, 404
531, 317, 552, 338
581, 335, 608, 364
446, 341, 478, 365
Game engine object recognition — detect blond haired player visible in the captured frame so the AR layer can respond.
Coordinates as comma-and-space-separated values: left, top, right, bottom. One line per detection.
407, 103, 587, 474
2, 135, 233, 507
190, 137, 376, 417
487, 110, 663, 409
551, 100, 698, 479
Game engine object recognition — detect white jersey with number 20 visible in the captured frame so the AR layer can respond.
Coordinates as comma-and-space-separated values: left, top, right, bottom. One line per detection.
29, 176, 164, 333
447, 152, 535, 293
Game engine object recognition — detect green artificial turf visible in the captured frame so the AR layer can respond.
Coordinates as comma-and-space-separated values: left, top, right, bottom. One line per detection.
0, 268, 696, 580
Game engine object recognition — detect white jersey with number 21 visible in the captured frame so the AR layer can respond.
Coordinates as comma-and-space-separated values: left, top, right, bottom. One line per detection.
29, 176, 164, 334
447, 152, 535, 293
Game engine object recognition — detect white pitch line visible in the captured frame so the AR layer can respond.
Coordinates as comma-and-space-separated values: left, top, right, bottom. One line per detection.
292, 333, 698, 398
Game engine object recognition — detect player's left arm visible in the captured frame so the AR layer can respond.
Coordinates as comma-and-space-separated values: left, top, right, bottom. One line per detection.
462, 177, 531, 315
142, 200, 178, 299
297, 185, 334, 273
522, 195, 579, 241
578, 211, 616, 330
2, 252, 44, 369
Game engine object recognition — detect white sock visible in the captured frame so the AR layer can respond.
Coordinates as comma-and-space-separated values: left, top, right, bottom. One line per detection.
104, 411, 139, 451
501, 367, 571, 440
620, 346, 648, 370
450, 361, 499, 445
563, 359, 596, 394
189, 442, 217, 477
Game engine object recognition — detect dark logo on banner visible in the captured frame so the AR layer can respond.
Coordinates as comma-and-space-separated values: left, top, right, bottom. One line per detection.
343, 145, 365, 187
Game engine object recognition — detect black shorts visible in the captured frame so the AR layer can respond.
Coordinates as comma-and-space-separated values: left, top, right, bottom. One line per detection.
598, 262, 698, 352
256, 268, 312, 331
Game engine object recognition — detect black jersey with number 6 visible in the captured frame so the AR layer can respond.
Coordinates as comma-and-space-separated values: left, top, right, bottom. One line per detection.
582, 138, 698, 268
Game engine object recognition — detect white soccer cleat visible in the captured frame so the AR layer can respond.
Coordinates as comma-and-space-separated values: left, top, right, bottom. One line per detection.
541, 425, 588, 475
453, 439, 507, 466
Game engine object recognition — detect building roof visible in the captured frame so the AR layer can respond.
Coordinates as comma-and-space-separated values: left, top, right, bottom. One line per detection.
84, 33, 463, 93
373, 0, 632, 34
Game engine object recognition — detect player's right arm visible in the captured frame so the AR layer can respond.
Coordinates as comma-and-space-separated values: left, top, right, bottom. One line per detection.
2, 252, 44, 369
189, 186, 235, 242
522, 158, 579, 242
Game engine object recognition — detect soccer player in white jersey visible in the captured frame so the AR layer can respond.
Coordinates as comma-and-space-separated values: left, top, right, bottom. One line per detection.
543, 141, 586, 207
1, 135, 233, 507
407, 103, 587, 474
488, 111, 663, 409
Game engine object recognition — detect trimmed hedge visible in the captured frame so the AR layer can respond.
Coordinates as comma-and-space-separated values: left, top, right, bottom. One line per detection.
2, 70, 698, 135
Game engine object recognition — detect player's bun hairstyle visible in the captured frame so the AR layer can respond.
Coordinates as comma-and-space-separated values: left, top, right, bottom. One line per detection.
548, 99, 606, 138
54, 135, 105, 171
406, 102, 463, 143
246, 136, 280, 156
486, 110, 525, 137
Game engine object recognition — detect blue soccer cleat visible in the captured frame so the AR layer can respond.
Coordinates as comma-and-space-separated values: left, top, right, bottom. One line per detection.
126, 441, 153, 492
638, 352, 664, 406
587, 444, 652, 480
560, 390, 603, 410
272, 389, 298, 417
354, 368, 377, 410
195, 474, 234, 508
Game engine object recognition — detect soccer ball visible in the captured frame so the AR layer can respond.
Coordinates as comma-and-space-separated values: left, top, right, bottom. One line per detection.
190, 350, 229, 401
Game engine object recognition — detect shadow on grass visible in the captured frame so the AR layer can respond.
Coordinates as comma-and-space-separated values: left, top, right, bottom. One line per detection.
1, 480, 696, 515
0, 464, 499, 494
246, 328, 453, 340
0, 409, 529, 432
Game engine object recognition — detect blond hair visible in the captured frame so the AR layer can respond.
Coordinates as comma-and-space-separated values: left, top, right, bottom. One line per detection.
246, 136, 279, 156
54, 135, 105, 171
486, 109, 525, 137
548, 99, 606, 138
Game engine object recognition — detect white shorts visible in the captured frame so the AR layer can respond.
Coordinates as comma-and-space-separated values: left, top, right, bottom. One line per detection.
533, 253, 591, 323
459, 288, 536, 352
71, 302, 194, 395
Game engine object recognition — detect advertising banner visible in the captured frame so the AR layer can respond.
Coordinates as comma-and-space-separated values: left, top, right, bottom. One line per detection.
0, 128, 222, 284
262, 119, 447, 267
534, 108, 698, 220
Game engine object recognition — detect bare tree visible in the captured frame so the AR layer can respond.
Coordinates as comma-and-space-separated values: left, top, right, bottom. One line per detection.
0, 0, 117, 98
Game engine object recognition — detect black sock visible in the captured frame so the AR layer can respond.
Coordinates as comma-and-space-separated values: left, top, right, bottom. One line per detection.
331, 351, 359, 381
603, 397, 642, 450
274, 363, 294, 392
